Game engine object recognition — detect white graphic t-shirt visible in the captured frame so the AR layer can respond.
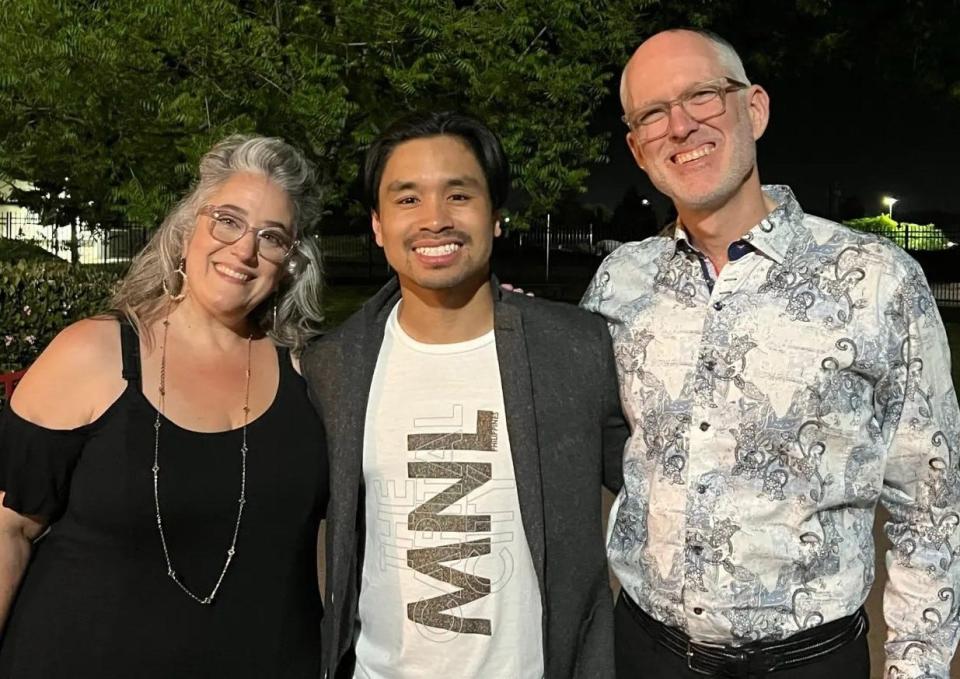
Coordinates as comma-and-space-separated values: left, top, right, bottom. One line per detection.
353, 303, 544, 679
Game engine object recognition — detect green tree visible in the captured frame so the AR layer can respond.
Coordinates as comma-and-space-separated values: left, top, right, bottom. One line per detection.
7, 0, 951, 235
0, 0, 646, 230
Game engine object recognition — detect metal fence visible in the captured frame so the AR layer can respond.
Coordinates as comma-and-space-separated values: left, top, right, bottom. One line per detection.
848, 222, 960, 306
508, 217, 960, 306
1, 213, 375, 267
3, 211, 958, 306
1, 213, 150, 264
848, 221, 958, 251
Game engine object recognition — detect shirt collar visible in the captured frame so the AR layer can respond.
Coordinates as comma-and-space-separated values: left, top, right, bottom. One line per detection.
670, 184, 805, 265
741, 185, 804, 264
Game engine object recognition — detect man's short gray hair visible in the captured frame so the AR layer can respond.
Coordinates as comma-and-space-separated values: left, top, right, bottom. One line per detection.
620, 29, 751, 112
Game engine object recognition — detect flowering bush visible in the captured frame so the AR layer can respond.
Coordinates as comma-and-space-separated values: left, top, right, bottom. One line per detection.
0, 261, 121, 373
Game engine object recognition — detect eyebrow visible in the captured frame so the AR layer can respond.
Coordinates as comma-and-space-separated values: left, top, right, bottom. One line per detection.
218, 203, 291, 232
384, 175, 485, 193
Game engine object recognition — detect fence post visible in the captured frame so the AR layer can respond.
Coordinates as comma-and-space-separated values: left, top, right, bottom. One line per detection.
69, 218, 80, 266
545, 213, 551, 282
902, 221, 910, 250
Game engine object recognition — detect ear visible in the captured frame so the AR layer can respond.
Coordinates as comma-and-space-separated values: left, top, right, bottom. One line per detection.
746, 84, 771, 141
625, 131, 648, 173
371, 210, 384, 248
493, 211, 502, 238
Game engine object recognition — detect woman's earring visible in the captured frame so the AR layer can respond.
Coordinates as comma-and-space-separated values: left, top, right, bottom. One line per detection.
271, 295, 279, 334
162, 258, 187, 301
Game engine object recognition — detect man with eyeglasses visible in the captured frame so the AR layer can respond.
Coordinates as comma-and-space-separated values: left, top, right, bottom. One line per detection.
581, 28, 960, 678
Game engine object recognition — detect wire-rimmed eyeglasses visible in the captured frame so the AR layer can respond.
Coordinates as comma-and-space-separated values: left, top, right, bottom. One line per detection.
199, 204, 298, 264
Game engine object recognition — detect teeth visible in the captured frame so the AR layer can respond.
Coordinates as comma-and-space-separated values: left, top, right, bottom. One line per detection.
415, 243, 461, 256
675, 144, 715, 164
215, 263, 251, 281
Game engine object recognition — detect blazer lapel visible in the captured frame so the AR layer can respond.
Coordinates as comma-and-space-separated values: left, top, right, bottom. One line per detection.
336, 280, 400, 491
494, 301, 547, 595
332, 279, 398, 651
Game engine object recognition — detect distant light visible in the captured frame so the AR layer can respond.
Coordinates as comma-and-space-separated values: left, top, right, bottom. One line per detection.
503, 216, 511, 223
641, 199, 651, 206
882, 196, 899, 219
947, 241, 957, 248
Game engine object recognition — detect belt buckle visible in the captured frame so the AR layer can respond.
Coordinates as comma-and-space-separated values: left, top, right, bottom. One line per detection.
685, 640, 719, 676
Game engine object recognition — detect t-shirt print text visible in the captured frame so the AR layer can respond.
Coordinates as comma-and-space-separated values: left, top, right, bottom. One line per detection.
406, 408, 498, 636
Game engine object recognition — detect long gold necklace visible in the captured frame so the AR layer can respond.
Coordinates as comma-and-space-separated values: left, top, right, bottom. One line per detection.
152, 318, 251, 605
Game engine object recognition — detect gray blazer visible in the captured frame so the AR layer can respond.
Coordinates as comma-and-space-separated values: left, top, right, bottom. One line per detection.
301, 277, 628, 679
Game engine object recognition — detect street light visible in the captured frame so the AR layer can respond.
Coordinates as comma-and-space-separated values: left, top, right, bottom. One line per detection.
882, 195, 899, 219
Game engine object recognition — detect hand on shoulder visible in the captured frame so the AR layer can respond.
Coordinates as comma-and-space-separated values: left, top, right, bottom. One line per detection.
10, 317, 126, 429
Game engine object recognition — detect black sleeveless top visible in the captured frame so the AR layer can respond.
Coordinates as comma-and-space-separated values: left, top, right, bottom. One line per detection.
0, 322, 327, 678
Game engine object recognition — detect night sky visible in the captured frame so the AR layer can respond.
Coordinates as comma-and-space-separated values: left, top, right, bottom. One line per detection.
584, 30, 959, 226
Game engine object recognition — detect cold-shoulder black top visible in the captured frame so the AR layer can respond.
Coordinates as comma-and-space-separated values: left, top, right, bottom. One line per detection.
0, 322, 327, 678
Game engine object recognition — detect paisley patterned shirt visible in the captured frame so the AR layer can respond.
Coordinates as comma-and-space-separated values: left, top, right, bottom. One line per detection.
581, 186, 960, 678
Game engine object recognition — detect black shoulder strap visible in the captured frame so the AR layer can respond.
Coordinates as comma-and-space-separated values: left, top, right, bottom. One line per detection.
276, 344, 295, 384
119, 321, 142, 388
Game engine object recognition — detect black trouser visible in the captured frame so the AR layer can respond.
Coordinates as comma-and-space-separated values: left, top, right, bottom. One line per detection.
614, 593, 870, 678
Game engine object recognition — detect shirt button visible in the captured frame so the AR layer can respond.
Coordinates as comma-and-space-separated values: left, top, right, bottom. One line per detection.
693, 607, 704, 615
697, 484, 707, 494
703, 359, 716, 371
713, 301, 724, 311
692, 545, 703, 555
699, 421, 710, 432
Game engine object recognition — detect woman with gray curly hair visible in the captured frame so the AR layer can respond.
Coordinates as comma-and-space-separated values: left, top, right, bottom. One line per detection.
0, 135, 328, 677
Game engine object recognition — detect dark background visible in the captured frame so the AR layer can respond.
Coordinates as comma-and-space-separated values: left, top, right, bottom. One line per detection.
584, 1, 960, 226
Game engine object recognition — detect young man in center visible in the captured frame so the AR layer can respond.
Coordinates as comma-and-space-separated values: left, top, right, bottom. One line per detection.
301, 111, 628, 679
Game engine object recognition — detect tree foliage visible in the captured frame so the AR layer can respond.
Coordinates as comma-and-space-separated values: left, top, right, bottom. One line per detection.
0, 0, 649, 229
2, 0, 955, 231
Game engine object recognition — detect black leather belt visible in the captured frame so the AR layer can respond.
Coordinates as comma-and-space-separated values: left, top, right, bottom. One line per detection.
619, 591, 868, 677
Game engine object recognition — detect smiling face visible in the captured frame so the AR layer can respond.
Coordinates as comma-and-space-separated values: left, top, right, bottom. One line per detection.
372, 135, 500, 296
181, 171, 294, 322
622, 31, 769, 215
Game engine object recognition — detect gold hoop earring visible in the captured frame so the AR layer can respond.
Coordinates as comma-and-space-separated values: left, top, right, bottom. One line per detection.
162, 258, 187, 301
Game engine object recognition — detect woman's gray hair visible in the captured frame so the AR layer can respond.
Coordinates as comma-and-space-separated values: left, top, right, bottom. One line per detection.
111, 134, 325, 352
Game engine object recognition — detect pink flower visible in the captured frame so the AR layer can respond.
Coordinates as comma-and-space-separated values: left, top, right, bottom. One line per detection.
3, 335, 12, 347
23, 305, 31, 316
25, 335, 36, 345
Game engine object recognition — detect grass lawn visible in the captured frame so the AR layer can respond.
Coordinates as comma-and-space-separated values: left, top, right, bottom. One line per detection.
321, 283, 382, 329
